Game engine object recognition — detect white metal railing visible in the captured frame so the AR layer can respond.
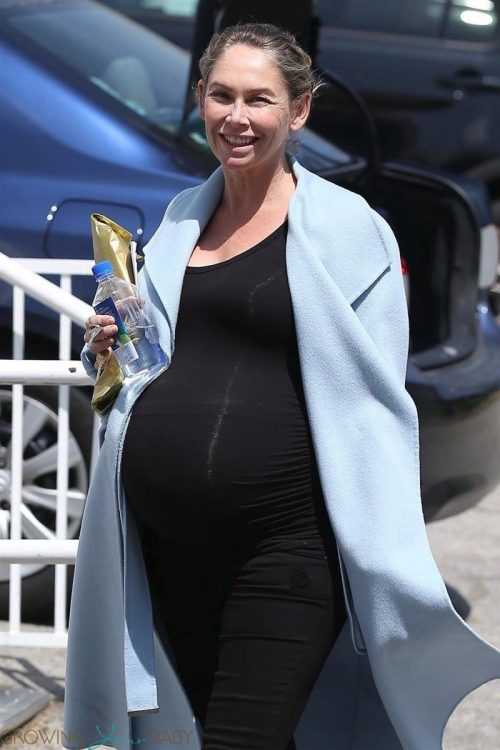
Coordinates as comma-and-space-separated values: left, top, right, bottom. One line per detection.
0, 252, 98, 648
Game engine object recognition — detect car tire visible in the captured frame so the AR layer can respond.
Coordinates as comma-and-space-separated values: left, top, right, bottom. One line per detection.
0, 384, 93, 624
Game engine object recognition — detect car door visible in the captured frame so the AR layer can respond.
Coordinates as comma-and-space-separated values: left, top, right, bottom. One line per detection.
313, 0, 500, 173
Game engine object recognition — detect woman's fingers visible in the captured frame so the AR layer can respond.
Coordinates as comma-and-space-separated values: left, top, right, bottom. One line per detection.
84, 325, 117, 345
83, 315, 118, 354
84, 314, 115, 330
88, 339, 115, 355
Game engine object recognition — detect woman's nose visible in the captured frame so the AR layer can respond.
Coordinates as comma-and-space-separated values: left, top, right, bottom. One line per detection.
227, 99, 248, 124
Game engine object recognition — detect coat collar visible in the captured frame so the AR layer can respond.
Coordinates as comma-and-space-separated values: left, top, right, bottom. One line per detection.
143, 153, 392, 354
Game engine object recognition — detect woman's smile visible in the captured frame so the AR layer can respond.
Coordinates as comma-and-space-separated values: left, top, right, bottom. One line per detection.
219, 132, 259, 150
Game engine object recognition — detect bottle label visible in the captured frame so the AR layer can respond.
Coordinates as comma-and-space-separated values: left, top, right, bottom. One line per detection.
94, 297, 139, 364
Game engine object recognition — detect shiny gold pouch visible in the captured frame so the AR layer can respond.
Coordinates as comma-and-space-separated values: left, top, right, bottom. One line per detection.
89, 213, 138, 417
91, 212, 134, 280
90, 351, 124, 416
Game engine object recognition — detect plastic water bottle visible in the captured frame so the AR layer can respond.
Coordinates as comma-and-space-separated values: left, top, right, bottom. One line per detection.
91, 260, 166, 377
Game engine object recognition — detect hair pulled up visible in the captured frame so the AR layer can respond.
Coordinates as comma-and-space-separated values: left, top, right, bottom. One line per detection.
198, 22, 324, 104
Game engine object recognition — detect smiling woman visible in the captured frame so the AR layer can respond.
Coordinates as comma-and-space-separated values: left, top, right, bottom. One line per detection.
118, 24, 351, 750
68, 19, 500, 750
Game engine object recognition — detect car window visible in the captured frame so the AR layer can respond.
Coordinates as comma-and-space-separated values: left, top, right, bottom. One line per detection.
316, 0, 498, 42
105, 0, 198, 17
315, 0, 448, 38
445, 0, 498, 42
4, 1, 196, 139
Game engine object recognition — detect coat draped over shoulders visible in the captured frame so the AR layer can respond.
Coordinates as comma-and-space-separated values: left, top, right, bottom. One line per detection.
65, 155, 500, 750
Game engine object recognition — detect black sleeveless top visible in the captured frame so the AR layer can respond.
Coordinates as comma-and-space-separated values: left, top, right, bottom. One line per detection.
122, 220, 336, 558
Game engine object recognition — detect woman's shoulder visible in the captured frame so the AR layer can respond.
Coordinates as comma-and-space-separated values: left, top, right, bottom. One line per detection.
165, 183, 203, 215
140, 184, 201, 258
293, 160, 393, 251
165, 167, 224, 217
147, 167, 224, 238
149, 185, 201, 232
295, 158, 370, 211
290, 160, 399, 305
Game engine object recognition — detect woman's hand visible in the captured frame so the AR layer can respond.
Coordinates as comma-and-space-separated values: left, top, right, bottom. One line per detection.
83, 315, 118, 356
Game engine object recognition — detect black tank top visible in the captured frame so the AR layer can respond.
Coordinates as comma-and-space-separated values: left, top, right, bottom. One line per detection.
122, 220, 336, 558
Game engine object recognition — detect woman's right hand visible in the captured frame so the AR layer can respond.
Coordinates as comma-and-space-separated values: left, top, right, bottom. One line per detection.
83, 314, 118, 356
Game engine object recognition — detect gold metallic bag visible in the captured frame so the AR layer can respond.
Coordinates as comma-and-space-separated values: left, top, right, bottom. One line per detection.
89, 213, 139, 416
91, 212, 135, 281
90, 350, 124, 416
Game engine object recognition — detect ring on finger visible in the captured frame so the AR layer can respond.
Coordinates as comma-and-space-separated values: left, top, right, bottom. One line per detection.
87, 324, 104, 345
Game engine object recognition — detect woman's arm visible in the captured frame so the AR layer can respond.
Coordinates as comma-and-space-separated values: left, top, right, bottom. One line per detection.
352, 209, 410, 388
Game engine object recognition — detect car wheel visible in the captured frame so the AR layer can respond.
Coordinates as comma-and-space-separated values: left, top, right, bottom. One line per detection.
0, 385, 92, 623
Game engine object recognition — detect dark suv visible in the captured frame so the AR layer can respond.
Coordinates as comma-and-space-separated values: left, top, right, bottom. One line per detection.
313, 0, 500, 222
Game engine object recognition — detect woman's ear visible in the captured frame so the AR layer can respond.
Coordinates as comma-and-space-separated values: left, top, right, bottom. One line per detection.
289, 92, 312, 133
198, 79, 206, 120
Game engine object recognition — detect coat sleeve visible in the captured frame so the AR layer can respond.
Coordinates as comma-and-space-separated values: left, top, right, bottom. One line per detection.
80, 342, 98, 380
348, 206, 422, 515
352, 208, 411, 389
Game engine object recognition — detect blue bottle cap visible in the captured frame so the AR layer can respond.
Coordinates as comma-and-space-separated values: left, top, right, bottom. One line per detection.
92, 260, 114, 280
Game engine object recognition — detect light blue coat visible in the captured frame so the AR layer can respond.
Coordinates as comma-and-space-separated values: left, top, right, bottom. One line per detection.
63, 155, 500, 750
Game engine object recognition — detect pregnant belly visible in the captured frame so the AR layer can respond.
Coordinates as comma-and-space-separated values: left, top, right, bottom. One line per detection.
122, 402, 323, 550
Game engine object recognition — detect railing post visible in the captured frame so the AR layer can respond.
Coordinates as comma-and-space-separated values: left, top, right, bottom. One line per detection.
0, 255, 96, 647
9, 286, 25, 635
54, 274, 72, 634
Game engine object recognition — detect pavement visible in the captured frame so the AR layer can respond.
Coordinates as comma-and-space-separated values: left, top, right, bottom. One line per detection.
0, 623, 65, 749
427, 484, 500, 748
0, 484, 499, 749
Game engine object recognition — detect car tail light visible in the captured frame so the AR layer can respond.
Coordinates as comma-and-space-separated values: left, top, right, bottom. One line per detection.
401, 256, 410, 309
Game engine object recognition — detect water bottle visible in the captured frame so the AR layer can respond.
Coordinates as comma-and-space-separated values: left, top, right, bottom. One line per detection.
91, 260, 166, 377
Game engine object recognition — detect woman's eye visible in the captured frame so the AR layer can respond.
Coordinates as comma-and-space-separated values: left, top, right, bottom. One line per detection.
209, 92, 272, 104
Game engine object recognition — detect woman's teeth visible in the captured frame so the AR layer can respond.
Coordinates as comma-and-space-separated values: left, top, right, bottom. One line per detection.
222, 134, 257, 146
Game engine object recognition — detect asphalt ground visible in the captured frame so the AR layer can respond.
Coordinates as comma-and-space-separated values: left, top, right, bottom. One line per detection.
0, 483, 499, 749
427, 484, 500, 748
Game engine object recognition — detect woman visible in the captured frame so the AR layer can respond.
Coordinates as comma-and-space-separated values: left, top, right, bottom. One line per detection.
66, 23, 500, 750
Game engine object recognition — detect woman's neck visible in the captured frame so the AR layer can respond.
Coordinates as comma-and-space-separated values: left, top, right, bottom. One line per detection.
220, 154, 296, 222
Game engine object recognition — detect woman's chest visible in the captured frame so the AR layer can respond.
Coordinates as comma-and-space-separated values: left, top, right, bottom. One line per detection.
178, 222, 293, 347
188, 212, 289, 267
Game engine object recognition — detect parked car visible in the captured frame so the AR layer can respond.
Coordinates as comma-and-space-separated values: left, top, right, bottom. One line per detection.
0, 0, 499, 621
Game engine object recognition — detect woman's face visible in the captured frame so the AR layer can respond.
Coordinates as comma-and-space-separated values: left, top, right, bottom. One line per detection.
198, 43, 310, 174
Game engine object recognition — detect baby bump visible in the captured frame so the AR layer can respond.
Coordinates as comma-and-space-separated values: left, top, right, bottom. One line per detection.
121, 402, 323, 549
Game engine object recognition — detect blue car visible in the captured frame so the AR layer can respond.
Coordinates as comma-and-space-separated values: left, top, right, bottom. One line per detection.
0, 0, 499, 620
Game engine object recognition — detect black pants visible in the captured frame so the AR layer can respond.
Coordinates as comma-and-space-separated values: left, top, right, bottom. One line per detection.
140, 523, 348, 750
